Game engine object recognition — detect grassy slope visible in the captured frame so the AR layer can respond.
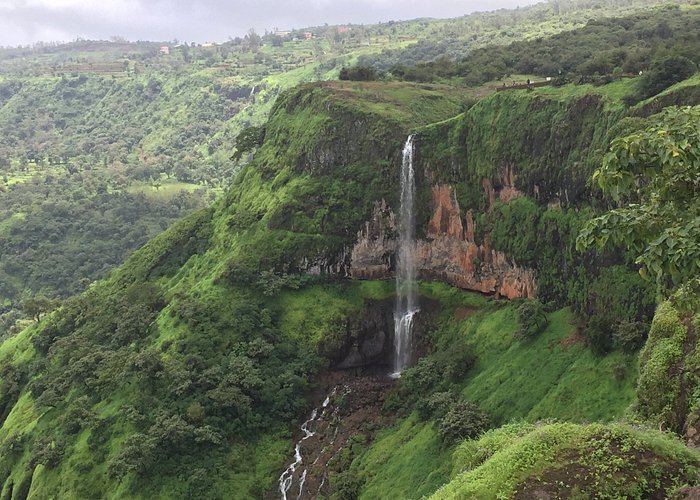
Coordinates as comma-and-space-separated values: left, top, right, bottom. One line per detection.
0, 82, 465, 499
352, 293, 637, 499
461, 306, 636, 424
432, 422, 700, 499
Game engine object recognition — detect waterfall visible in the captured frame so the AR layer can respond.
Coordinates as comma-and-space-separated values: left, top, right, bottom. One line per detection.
391, 135, 419, 378
279, 387, 346, 500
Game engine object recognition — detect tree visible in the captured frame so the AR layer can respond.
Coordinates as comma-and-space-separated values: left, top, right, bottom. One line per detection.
246, 29, 261, 53
339, 65, 379, 81
577, 106, 700, 295
22, 295, 58, 322
629, 55, 697, 104
514, 299, 549, 341
231, 125, 265, 162
438, 401, 490, 444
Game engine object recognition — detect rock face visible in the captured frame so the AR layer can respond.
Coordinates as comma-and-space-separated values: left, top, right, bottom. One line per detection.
350, 200, 397, 280
334, 299, 394, 372
685, 414, 700, 449
350, 184, 536, 299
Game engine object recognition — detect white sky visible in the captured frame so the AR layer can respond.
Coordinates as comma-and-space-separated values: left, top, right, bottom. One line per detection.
0, 0, 543, 46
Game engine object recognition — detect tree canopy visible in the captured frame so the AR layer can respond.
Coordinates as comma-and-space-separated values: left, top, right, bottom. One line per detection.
577, 105, 700, 295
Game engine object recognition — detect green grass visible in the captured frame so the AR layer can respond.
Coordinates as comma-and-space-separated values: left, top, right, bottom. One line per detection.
532, 78, 637, 102
459, 307, 636, 424
355, 414, 453, 500
432, 422, 700, 499
272, 280, 394, 349
127, 180, 205, 197
0, 324, 35, 364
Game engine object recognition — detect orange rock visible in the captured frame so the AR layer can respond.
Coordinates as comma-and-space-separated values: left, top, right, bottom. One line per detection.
350, 183, 537, 299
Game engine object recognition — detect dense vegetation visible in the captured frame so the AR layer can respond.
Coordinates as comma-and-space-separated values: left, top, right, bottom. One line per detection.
1, 0, 696, 338
0, 82, 467, 498
0, 172, 206, 337
1, 0, 700, 498
367, 5, 700, 89
1, 69, 698, 498
358, 0, 686, 71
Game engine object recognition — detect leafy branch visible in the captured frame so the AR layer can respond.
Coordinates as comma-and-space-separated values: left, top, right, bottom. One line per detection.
577, 106, 700, 295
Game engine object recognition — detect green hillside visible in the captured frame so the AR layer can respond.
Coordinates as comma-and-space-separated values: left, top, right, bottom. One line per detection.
0, 65, 698, 497
0, 0, 695, 338
0, 1, 699, 498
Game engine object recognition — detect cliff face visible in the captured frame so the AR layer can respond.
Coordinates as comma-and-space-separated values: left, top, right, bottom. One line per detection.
351, 184, 536, 299
350, 200, 397, 280
418, 184, 535, 299
350, 89, 630, 300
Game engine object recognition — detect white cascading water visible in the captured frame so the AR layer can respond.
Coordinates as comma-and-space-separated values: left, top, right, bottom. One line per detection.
279, 387, 347, 500
391, 135, 419, 378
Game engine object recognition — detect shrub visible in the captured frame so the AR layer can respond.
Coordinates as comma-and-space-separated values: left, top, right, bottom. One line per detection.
416, 391, 457, 421
332, 470, 365, 500
438, 341, 476, 381
30, 438, 65, 468
339, 65, 379, 81
59, 396, 96, 434
398, 357, 442, 396
438, 401, 491, 445
514, 299, 549, 341
613, 320, 649, 353
583, 315, 614, 356
637, 55, 697, 99
186, 402, 206, 425
0, 433, 26, 457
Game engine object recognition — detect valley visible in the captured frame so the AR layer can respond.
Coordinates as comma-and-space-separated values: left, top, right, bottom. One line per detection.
0, 0, 699, 498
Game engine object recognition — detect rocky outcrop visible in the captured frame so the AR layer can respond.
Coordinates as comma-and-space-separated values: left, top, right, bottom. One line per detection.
350, 184, 536, 299
334, 299, 394, 372
417, 184, 536, 299
685, 413, 700, 449
350, 200, 397, 280
498, 164, 524, 203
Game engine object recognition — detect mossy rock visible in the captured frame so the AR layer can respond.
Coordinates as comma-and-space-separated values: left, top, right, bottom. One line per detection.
433, 422, 700, 499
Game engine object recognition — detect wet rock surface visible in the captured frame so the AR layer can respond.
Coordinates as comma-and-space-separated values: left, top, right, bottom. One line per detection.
332, 299, 394, 373
272, 373, 395, 499
350, 183, 536, 299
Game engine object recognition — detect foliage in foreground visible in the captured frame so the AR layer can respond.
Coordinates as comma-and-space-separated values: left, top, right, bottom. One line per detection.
433, 422, 700, 499
578, 105, 700, 296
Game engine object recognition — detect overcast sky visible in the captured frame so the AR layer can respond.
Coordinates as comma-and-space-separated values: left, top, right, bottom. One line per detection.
0, 0, 543, 47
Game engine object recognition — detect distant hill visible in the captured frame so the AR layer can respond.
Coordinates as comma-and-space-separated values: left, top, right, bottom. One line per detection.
0, 0, 699, 496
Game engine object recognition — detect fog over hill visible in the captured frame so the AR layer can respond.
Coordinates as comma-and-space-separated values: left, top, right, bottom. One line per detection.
0, 0, 541, 46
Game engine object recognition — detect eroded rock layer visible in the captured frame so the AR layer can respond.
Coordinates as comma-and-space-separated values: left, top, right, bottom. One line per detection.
351, 184, 536, 299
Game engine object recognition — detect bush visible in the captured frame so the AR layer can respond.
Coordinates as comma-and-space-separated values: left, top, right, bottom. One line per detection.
613, 320, 649, 353
416, 391, 457, 421
59, 396, 96, 434
332, 469, 365, 500
438, 401, 491, 445
398, 357, 442, 396
385, 357, 443, 415
30, 438, 65, 468
339, 65, 380, 81
514, 299, 549, 341
438, 341, 476, 381
583, 315, 614, 356
625, 55, 698, 104
0, 433, 25, 457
